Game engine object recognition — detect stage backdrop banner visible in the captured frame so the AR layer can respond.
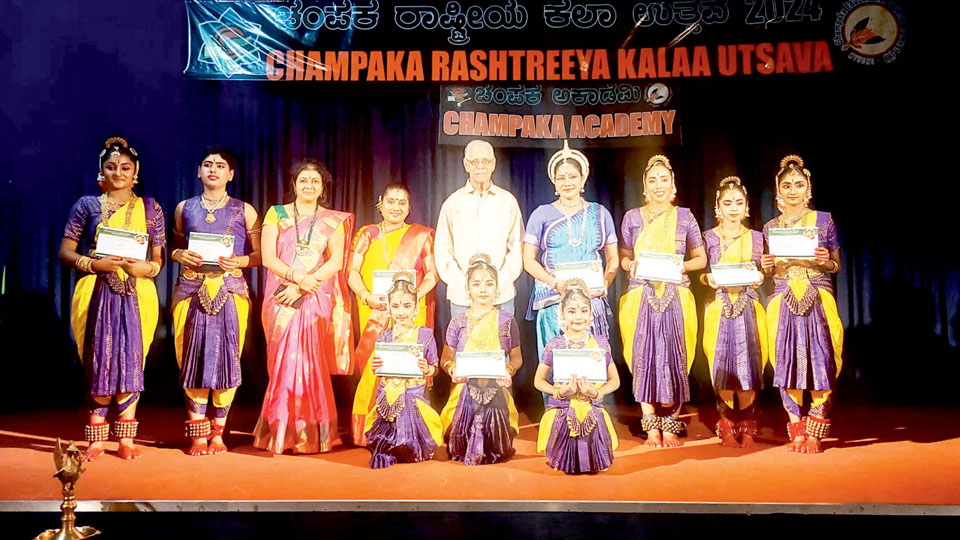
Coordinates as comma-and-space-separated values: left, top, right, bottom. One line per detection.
438, 84, 681, 147
183, 0, 857, 82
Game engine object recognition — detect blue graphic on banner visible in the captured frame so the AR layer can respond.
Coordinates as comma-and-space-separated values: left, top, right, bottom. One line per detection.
185, 0, 380, 80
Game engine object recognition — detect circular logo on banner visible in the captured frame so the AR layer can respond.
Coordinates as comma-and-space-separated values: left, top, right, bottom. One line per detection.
645, 83, 671, 106
834, 1, 906, 65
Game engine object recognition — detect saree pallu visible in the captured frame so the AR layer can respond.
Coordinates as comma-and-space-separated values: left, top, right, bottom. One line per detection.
440, 310, 520, 466
536, 334, 618, 474
67, 196, 164, 397
351, 223, 436, 444
523, 203, 617, 357
618, 206, 701, 404
363, 327, 442, 468
763, 211, 843, 409
253, 206, 354, 454
702, 229, 767, 404
173, 197, 250, 391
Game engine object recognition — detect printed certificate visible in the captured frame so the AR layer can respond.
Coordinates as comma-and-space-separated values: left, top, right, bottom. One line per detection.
454, 350, 506, 380
94, 227, 149, 260
711, 262, 761, 287
552, 348, 608, 384
633, 251, 683, 283
768, 227, 817, 258
188, 232, 235, 264
374, 342, 424, 378
372, 270, 417, 295
553, 260, 605, 290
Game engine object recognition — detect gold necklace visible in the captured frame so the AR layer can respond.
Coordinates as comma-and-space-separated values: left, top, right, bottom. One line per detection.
779, 209, 809, 228
200, 192, 228, 223
379, 221, 408, 267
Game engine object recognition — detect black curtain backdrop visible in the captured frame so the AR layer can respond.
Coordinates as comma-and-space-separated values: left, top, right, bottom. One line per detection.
1, 1, 957, 423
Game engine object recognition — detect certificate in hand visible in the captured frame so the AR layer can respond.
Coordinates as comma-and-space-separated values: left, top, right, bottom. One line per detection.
454, 350, 506, 380
552, 348, 608, 384
374, 342, 424, 378
768, 227, 817, 258
188, 232, 235, 264
553, 260, 605, 290
711, 262, 760, 287
372, 270, 418, 295
95, 226, 149, 260
633, 251, 683, 283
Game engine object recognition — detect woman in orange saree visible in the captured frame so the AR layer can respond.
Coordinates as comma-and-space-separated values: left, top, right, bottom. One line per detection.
253, 159, 355, 454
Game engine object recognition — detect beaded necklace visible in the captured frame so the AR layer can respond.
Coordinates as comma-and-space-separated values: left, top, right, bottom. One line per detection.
294, 202, 320, 256
378, 222, 408, 267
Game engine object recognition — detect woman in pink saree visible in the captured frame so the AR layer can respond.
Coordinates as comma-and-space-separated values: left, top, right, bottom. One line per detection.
253, 159, 355, 454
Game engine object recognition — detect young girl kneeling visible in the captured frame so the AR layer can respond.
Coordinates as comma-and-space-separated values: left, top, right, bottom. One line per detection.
535, 279, 620, 474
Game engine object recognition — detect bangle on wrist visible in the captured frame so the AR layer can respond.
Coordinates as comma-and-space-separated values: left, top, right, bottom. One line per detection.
146, 261, 161, 278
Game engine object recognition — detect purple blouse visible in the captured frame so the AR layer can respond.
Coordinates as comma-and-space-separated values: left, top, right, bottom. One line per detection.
540, 333, 613, 408
378, 327, 440, 366
445, 310, 520, 353
762, 211, 840, 294
620, 206, 703, 288
63, 195, 166, 256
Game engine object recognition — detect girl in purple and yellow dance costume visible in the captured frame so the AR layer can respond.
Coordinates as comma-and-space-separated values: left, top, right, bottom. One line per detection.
59, 137, 165, 461
253, 159, 355, 454
535, 279, 619, 474
363, 272, 443, 468
439, 253, 523, 465
618, 154, 707, 448
760, 155, 843, 454
170, 147, 261, 456
701, 177, 767, 447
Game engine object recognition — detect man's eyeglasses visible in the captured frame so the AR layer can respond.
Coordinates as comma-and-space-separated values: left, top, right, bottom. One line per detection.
466, 158, 494, 168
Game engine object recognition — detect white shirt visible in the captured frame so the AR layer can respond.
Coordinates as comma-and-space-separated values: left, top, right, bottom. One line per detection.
434, 181, 524, 306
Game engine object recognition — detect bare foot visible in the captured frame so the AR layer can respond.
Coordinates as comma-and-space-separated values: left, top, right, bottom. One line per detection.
662, 432, 683, 447
645, 429, 663, 447
718, 419, 739, 448
788, 435, 806, 452
208, 436, 227, 455
188, 438, 208, 456
83, 442, 105, 462
740, 432, 756, 448
117, 439, 143, 460
800, 437, 822, 454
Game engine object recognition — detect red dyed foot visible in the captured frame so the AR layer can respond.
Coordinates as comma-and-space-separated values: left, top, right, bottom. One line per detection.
662, 432, 684, 448
208, 436, 227, 455
117, 441, 143, 460
800, 437, 822, 454
788, 435, 806, 452
740, 432, 756, 448
188, 438, 208, 456
83, 443, 105, 462
645, 429, 663, 448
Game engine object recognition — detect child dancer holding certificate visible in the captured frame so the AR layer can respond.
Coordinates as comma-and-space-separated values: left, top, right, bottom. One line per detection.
534, 279, 620, 474
619, 155, 706, 448
59, 137, 165, 461
701, 177, 767, 447
169, 146, 261, 456
364, 272, 443, 468
439, 253, 523, 465
760, 156, 843, 454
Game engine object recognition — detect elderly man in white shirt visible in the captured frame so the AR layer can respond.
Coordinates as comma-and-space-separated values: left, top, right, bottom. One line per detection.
435, 139, 524, 317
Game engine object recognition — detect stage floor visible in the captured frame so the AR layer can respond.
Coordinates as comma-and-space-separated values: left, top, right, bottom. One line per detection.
2, 404, 959, 513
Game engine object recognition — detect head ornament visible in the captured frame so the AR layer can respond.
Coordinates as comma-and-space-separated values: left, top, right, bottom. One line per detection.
547, 140, 590, 182
774, 154, 812, 211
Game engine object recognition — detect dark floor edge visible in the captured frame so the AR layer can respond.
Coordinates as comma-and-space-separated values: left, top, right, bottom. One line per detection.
2, 500, 958, 516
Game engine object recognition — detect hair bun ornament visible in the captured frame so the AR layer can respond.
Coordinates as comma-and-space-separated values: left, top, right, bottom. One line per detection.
391, 270, 415, 286
779, 154, 804, 169
103, 136, 129, 149
556, 278, 589, 295
468, 252, 493, 268
719, 176, 742, 187
646, 154, 672, 171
